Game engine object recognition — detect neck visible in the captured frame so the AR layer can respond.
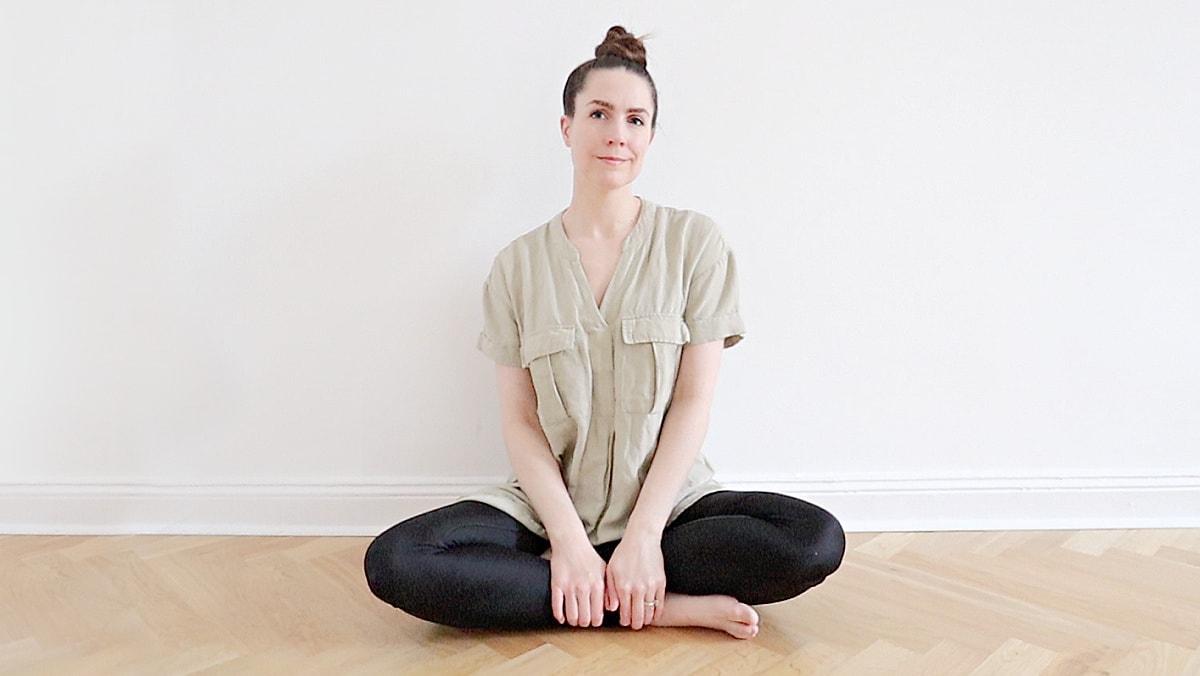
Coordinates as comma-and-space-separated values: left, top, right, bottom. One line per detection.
564, 185, 641, 239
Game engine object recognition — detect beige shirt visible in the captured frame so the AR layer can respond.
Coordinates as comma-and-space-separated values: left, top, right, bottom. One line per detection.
467, 199, 745, 545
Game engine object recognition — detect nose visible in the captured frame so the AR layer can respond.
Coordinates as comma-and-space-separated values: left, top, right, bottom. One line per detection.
606, 123, 626, 146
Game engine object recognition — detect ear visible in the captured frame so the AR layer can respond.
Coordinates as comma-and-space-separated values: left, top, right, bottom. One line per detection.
560, 115, 572, 147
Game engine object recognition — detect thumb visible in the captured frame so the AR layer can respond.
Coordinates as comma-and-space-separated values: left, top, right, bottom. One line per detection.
604, 570, 619, 611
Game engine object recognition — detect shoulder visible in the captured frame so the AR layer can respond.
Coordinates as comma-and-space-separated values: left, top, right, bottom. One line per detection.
643, 200, 733, 270
647, 201, 721, 237
488, 215, 561, 279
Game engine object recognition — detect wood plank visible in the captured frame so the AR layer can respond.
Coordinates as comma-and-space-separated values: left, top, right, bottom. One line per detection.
1, 530, 1197, 673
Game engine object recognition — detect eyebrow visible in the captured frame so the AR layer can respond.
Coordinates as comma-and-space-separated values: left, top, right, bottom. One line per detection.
587, 99, 650, 116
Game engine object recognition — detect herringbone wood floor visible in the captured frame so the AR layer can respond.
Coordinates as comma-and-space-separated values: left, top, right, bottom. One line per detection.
2, 530, 1198, 674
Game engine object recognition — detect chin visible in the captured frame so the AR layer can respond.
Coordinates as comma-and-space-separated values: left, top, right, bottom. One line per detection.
590, 172, 638, 191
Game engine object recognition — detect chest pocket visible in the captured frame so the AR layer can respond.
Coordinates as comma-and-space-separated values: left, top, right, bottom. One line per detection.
618, 316, 690, 414
520, 326, 577, 426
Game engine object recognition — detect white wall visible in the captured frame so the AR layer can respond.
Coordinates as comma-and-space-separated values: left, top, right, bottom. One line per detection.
2, 2, 1198, 534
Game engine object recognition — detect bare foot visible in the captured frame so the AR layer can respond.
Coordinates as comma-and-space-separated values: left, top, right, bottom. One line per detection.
654, 593, 760, 639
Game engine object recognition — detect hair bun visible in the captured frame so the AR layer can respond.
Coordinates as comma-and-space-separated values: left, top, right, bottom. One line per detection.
594, 26, 647, 67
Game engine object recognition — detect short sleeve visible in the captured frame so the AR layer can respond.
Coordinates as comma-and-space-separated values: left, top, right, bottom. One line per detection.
476, 259, 522, 366
685, 243, 745, 348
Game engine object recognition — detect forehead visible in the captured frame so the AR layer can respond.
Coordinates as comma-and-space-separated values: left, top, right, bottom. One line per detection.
578, 68, 655, 110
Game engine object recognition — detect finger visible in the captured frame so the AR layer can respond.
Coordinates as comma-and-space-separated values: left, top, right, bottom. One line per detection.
605, 571, 619, 612
552, 586, 565, 624
640, 587, 654, 630
630, 590, 646, 630
591, 583, 605, 627
564, 590, 579, 626
650, 585, 665, 625
619, 589, 632, 627
575, 588, 590, 627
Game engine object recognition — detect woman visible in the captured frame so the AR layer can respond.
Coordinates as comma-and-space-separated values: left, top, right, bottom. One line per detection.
365, 26, 844, 640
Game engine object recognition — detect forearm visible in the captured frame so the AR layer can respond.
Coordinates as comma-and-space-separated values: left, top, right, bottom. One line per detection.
625, 340, 724, 540
494, 363, 591, 548
502, 418, 591, 547
624, 395, 711, 539
501, 398, 606, 629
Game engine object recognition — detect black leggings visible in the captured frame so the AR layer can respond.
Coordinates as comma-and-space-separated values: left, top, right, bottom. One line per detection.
364, 491, 845, 630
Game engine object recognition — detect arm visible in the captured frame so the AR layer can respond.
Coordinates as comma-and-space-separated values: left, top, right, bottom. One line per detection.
629, 339, 724, 538
605, 339, 725, 628
494, 363, 607, 627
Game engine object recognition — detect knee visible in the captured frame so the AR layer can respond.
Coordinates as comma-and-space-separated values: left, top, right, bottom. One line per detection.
778, 507, 845, 593
363, 535, 391, 599
807, 510, 846, 580
363, 526, 424, 608
737, 510, 846, 604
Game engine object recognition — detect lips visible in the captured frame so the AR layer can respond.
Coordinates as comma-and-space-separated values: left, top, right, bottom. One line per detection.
598, 156, 628, 164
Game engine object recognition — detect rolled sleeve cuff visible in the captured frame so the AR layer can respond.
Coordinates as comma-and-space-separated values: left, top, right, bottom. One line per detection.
686, 313, 745, 348
477, 332, 523, 367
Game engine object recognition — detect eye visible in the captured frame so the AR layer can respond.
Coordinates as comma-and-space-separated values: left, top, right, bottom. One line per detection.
589, 110, 606, 119
628, 116, 645, 126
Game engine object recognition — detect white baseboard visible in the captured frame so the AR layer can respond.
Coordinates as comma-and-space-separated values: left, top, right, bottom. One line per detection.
722, 473, 1200, 532
2, 474, 1198, 535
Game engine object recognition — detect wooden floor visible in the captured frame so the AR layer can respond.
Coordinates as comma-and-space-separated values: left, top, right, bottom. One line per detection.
2, 530, 1198, 675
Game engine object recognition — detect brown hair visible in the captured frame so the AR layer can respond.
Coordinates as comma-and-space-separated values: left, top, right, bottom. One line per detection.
562, 26, 658, 129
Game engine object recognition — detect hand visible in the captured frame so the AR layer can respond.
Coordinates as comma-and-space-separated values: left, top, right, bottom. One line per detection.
604, 536, 666, 630
548, 541, 607, 627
